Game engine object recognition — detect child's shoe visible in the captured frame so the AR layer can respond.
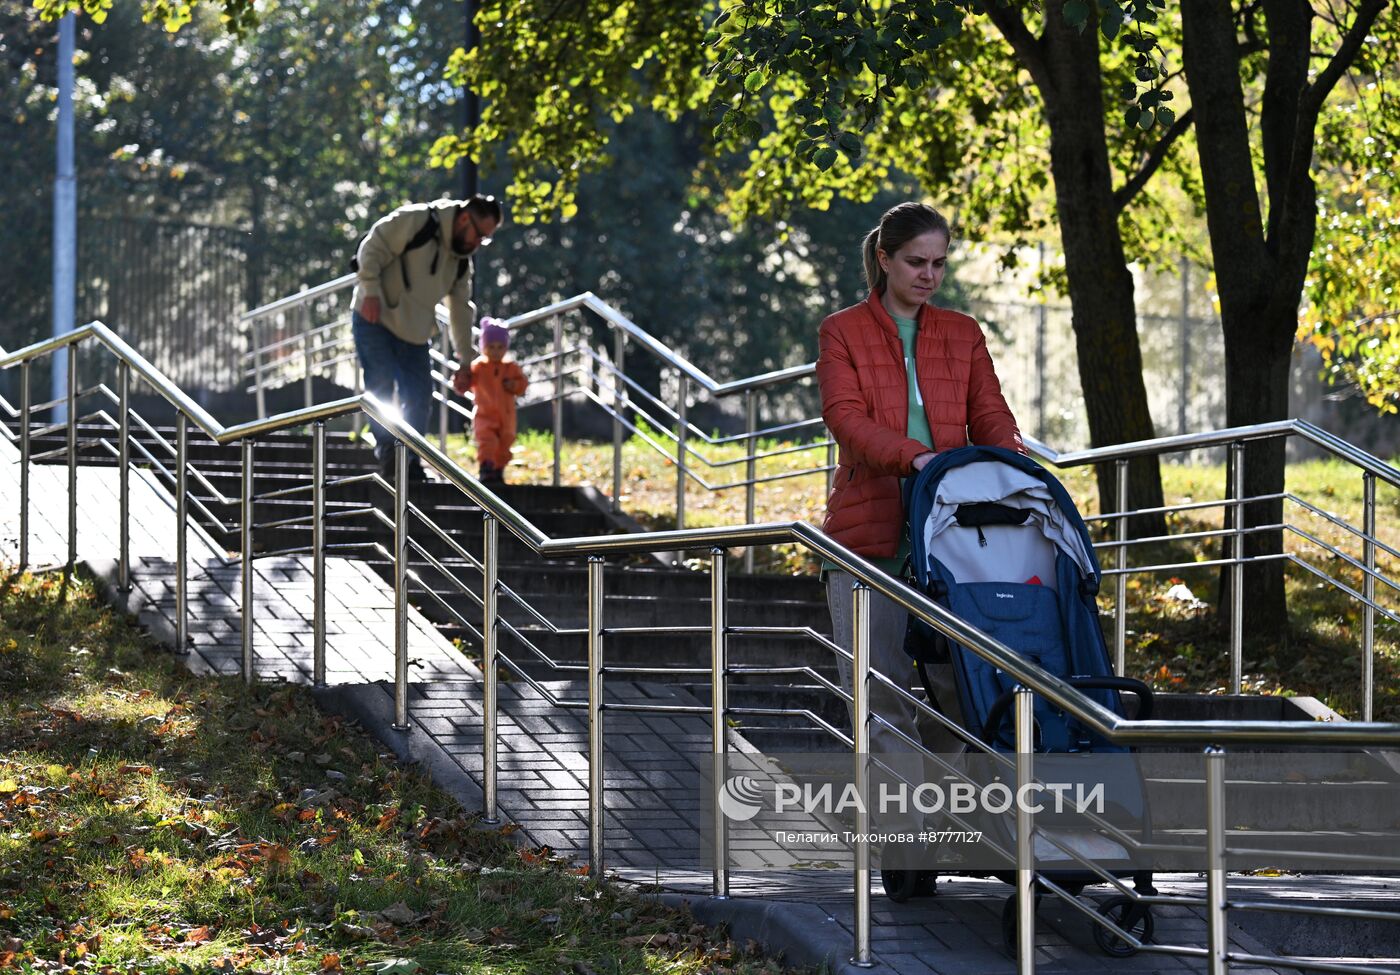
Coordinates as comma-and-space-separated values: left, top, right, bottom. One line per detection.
478, 460, 498, 483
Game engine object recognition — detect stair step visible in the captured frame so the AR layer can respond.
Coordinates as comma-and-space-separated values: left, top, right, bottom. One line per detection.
1146, 777, 1400, 830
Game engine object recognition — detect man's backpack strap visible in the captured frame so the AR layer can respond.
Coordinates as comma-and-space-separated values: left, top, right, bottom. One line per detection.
401, 211, 441, 290
399, 211, 470, 290
348, 209, 444, 291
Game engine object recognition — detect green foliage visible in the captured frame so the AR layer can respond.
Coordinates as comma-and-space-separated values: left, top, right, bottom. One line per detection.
1302, 176, 1400, 416
702, 0, 1168, 178
2, 0, 461, 355
427, 0, 1174, 224
433, 0, 709, 223
1300, 16, 1400, 417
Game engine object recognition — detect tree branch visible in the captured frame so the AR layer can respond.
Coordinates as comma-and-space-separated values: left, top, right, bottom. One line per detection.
984, 1, 1053, 101
1300, 0, 1386, 118
1113, 106, 1195, 211
1276, 0, 1387, 266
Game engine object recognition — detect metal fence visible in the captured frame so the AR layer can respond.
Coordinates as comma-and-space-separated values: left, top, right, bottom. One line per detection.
1, 213, 317, 404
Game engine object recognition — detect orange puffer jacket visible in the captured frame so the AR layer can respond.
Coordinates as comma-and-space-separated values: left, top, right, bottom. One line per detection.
816, 291, 1025, 556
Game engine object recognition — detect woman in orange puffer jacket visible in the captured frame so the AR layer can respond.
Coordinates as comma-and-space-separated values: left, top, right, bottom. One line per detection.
816, 201, 1025, 760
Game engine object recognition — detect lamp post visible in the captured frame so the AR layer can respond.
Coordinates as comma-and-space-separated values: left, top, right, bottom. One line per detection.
53, 13, 77, 420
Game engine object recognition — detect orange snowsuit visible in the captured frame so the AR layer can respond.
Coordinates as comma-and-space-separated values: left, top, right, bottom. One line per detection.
470, 357, 528, 470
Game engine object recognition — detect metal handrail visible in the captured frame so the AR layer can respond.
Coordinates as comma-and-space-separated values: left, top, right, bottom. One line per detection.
233, 283, 1400, 631
238, 273, 357, 322
4, 320, 1394, 749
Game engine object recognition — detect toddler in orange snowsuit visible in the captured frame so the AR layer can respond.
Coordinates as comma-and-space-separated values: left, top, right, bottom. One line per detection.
464, 319, 527, 483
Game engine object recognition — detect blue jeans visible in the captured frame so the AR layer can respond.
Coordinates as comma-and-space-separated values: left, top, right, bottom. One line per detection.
352, 312, 433, 465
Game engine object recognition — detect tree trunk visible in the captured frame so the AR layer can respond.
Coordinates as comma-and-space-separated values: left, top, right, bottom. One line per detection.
1219, 308, 1293, 642
1175, 0, 1371, 646
1037, 7, 1167, 536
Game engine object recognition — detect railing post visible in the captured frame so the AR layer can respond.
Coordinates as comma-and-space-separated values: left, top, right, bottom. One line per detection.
827, 440, 836, 495
587, 554, 606, 876
676, 373, 688, 530
312, 421, 327, 687
118, 362, 130, 592
253, 315, 268, 419
393, 440, 410, 731
1362, 471, 1376, 722
482, 513, 500, 823
241, 439, 255, 684
18, 361, 29, 568
66, 348, 77, 567
553, 316, 564, 487
1230, 442, 1245, 695
301, 298, 314, 410
611, 330, 625, 513
743, 391, 757, 574
710, 546, 729, 898
438, 321, 450, 453
174, 414, 188, 653
1205, 746, 1229, 975
1015, 686, 1037, 973
1035, 288, 1047, 441
1114, 458, 1128, 675
851, 580, 873, 968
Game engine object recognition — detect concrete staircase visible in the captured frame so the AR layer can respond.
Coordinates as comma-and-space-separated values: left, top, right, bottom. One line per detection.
35, 423, 843, 749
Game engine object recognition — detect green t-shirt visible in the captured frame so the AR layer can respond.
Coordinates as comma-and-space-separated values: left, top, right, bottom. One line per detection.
824, 314, 933, 577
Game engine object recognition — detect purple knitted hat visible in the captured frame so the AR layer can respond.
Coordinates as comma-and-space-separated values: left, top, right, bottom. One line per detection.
479, 318, 510, 349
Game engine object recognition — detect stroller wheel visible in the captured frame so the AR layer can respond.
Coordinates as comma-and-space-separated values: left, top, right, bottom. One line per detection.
1090, 895, 1153, 957
1000, 891, 1042, 957
880, 868, 919, 903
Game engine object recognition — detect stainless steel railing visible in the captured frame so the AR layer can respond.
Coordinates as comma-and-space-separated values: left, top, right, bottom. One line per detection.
6, 321, 1400, 972
240, 280, 836, 558
241, 282, 1398, 666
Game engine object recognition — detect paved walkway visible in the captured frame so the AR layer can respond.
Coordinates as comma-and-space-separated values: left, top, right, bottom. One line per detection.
3, 437, 1396, 974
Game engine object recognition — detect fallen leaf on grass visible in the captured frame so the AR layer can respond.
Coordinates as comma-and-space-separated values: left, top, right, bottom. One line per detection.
319, 953, 342, 971
335, 923, 375, 941
366, 959, 420, 975
372, 903, 423, 927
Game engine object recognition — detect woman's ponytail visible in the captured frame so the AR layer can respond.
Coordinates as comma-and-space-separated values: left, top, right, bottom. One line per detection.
862, 226, 885, 292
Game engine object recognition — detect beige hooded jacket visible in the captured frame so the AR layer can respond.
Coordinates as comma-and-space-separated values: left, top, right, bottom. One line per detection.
350, 200, 477, 357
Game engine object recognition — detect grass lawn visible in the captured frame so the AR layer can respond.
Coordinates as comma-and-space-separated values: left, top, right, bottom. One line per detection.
0, 567, 804, 975
449, 431, 1400, 721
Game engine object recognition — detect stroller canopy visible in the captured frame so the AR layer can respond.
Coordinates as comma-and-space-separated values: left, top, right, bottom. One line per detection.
909, 446, 1101, 592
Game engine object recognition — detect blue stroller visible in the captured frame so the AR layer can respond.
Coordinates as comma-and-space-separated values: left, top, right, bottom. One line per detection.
883, 446, 1158, 956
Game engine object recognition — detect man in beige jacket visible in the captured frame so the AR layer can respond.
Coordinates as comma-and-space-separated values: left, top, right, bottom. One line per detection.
351, 194, 503, 479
